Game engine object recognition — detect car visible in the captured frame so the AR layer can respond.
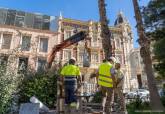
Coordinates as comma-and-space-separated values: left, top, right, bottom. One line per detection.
126, 89, 149, 99
158, 89, 165, 97
140, 94, 150, 102
136, 89, 149, 98
126, 91, 137, 99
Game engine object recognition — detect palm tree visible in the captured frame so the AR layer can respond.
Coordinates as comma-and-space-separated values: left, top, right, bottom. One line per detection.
132, 0, 164, 110
98, 0, 112, 59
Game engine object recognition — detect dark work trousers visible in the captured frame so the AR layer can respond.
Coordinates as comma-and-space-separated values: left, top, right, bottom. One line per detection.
101, 86, 114, 114
64, 79, 77, 104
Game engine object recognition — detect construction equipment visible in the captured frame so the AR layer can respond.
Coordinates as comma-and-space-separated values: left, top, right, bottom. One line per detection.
46, 31, 90, 114
47, 31, 88, 68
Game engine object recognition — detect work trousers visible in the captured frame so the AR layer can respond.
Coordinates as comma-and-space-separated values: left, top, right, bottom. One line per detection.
101, 86, 114, 114
114, 87, 126, 112
64, 80, 77, 104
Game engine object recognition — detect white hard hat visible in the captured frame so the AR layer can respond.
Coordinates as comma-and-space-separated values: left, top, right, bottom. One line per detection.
70, 57, 76, 61
109, 56, 116, 63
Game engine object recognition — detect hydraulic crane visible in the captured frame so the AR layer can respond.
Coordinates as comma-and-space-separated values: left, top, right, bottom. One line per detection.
47, 31, 89, 68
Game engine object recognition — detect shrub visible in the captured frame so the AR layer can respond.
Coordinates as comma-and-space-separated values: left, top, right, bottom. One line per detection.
126, 98, 150, 114
91, 90, 102, 103
19, 72, 57, 108
0, 63, 22, 114
126, 97, 165, 114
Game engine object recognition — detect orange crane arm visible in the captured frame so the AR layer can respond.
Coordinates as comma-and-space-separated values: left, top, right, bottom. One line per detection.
47, 31, 88, 68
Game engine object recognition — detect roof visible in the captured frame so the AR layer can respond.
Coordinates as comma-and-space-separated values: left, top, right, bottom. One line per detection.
114, 11, 127, 26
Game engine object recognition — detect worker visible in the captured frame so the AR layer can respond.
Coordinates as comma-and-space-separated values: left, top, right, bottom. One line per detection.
60, 57, 81, 108
97, 57, 116, 114
114, 60, 126, 114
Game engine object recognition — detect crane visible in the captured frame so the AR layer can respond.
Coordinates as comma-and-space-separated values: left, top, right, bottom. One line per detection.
46, 31, 90, 113
47, 31, 89, 68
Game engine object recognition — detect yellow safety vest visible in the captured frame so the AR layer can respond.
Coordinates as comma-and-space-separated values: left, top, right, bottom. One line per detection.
60, 64, 81, 77
98, 62, 113, 87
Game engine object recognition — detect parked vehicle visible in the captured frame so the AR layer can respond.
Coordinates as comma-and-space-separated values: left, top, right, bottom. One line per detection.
159, 89, 165, 97
126, 90, 137, 99
126, 89, 149, 99
137, 89, 149, 97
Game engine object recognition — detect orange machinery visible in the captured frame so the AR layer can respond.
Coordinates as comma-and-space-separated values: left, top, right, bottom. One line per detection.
47, 31, 89, 68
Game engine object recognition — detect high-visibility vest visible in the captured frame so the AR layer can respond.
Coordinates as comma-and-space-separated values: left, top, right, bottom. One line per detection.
98, 62, 113, 87
60, 64, 81, 77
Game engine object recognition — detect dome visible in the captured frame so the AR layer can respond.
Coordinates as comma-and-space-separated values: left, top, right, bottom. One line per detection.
114, 11, 127, 26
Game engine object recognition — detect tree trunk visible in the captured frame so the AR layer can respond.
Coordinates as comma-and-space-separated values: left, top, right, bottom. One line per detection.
132, 0, 164, 110
98, 0, 112, 59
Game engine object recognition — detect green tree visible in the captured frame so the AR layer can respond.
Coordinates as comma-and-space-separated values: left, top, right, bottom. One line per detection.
143, 0, 165, 78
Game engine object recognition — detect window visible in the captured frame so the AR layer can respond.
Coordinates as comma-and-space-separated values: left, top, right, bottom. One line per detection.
0, 9, 7, 24
116, 39, 121, 49
63, 50, 71, 60
25, 13, 34, 28
1, 34, 12, 49
21, 35, 31, 51
93, 34, 97, 42
79, 52, 83, 62
91, 52, 99, 62
64, 31, 72, 40
18, 57, 28, 73
42, 15, 50, 30
5, 9, 16, 25
15, 11, 25, 27
37, 58, 46, 72
92, 24, 98, 42
34, 15, 42, 29
39, 38, 48, 52
83, 49, 90, 67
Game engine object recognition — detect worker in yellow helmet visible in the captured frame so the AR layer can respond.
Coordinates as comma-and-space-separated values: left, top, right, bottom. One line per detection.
97, 57, 116, 114
60, 57, 81, 108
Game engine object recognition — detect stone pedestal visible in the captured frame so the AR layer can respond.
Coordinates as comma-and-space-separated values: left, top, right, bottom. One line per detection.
19, 103, 39, 114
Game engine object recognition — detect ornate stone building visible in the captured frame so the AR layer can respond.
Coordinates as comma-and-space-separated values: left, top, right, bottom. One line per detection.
0, 8, 140, 92
129, 48, 147, 90
55, 12, 134, 92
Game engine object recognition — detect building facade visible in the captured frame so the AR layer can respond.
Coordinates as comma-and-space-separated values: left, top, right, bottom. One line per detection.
0, 8, 140, 92
129, 48, 147, 90
0, 8, 59, 73
56, 12, 134, 92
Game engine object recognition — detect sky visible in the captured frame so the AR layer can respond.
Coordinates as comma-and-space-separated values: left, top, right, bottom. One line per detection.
0, 0, 150, 48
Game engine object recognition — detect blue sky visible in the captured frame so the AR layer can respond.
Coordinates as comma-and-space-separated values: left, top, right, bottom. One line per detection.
0, 0, 150, 48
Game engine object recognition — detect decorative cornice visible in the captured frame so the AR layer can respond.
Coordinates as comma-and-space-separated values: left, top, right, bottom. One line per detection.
62, 18, 89, 26
0, 24, 59, 35
62, 18, 123, 34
